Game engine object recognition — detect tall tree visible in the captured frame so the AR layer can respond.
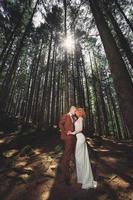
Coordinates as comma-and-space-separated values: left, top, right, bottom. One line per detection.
63, 0, 69, 112
89, 0, 133, 138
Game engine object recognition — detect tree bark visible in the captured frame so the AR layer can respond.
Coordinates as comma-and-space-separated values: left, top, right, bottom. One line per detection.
105, 4, 133, 68
0, 0, 39, 112
114, 0, 133, 32
89, 0, 133, 138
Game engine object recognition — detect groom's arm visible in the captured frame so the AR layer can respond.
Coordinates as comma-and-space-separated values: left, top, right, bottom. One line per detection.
59, 114, 66, 134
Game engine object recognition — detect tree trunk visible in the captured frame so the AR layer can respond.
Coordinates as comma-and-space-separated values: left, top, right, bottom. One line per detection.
0, 35, 15, 76
89, 0, 133, 138
107, 85, 122, 139
46, 41, 56, 125
114, 0, 133, 32
26, 41, 43, 122
94, 54, 110, 136
38, 32, 53, 128
89, 53, 102, 135
0, 0, 39, 112
105, 4, 133, 68
63, 0, 69, 112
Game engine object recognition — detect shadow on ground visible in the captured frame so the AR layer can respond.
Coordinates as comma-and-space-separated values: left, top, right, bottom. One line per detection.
0, 129, 133, 200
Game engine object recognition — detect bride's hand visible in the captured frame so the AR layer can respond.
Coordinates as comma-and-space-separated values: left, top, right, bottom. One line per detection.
67, 131, 72, 135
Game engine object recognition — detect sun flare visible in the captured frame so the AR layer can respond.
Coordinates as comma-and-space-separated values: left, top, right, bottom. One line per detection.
63, 34, 75, 52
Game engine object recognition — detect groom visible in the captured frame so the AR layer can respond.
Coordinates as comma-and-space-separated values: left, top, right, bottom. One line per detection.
59, 106, 76, 185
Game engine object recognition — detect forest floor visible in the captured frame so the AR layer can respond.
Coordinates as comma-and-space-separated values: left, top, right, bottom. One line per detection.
0, 126, 133, 200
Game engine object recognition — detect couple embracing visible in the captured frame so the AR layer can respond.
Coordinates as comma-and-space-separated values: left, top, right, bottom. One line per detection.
59, 106, 97, 189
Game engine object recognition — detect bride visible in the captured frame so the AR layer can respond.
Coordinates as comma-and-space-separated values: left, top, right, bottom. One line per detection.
67, 108, 97, 189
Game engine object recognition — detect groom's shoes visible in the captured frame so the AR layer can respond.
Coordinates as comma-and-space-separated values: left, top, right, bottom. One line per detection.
64, 178, 71, 186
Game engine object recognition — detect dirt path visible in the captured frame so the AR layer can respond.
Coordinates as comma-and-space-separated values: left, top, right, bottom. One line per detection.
0, 131, 133, 200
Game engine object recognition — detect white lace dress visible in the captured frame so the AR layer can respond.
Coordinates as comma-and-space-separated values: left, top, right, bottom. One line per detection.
72, 117, 97, 189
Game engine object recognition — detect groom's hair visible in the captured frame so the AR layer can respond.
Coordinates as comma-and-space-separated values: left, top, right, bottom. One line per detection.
70, 106, 76, 109
69, 106, 76, 111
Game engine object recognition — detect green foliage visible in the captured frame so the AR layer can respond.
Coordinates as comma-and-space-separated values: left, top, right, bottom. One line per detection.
46, 5, 63, 32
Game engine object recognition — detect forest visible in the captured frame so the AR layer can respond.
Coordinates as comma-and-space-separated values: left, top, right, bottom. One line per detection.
0, 0, 133, 200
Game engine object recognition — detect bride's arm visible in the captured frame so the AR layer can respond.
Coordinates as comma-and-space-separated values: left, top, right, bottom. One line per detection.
70, 117, 83, 135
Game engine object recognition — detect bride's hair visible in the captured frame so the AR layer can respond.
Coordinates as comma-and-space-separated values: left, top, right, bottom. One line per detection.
75, 108, 86, 118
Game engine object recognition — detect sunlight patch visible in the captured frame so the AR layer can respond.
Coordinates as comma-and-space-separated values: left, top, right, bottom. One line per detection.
109, 175, 130, 189
0, 138, 6, 144
34, 149, 41, 155
62, 34, 75, 52
40, 179, 55, 200
3, 149, 18, 158
16, 161, 27, 168
98, 149, 110, 152
101, 156, 117, 163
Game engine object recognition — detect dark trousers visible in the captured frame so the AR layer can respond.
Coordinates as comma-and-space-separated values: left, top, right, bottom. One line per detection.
61, 137, 76, 180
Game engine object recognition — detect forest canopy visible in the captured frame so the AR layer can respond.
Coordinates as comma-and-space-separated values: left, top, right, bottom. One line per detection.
0, 0, 133, 139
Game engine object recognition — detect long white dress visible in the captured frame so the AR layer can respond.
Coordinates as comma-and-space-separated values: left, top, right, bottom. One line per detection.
72, 117, 97, 189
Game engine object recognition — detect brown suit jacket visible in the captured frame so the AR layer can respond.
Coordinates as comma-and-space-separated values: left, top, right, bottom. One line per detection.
59, 113, 74, 140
